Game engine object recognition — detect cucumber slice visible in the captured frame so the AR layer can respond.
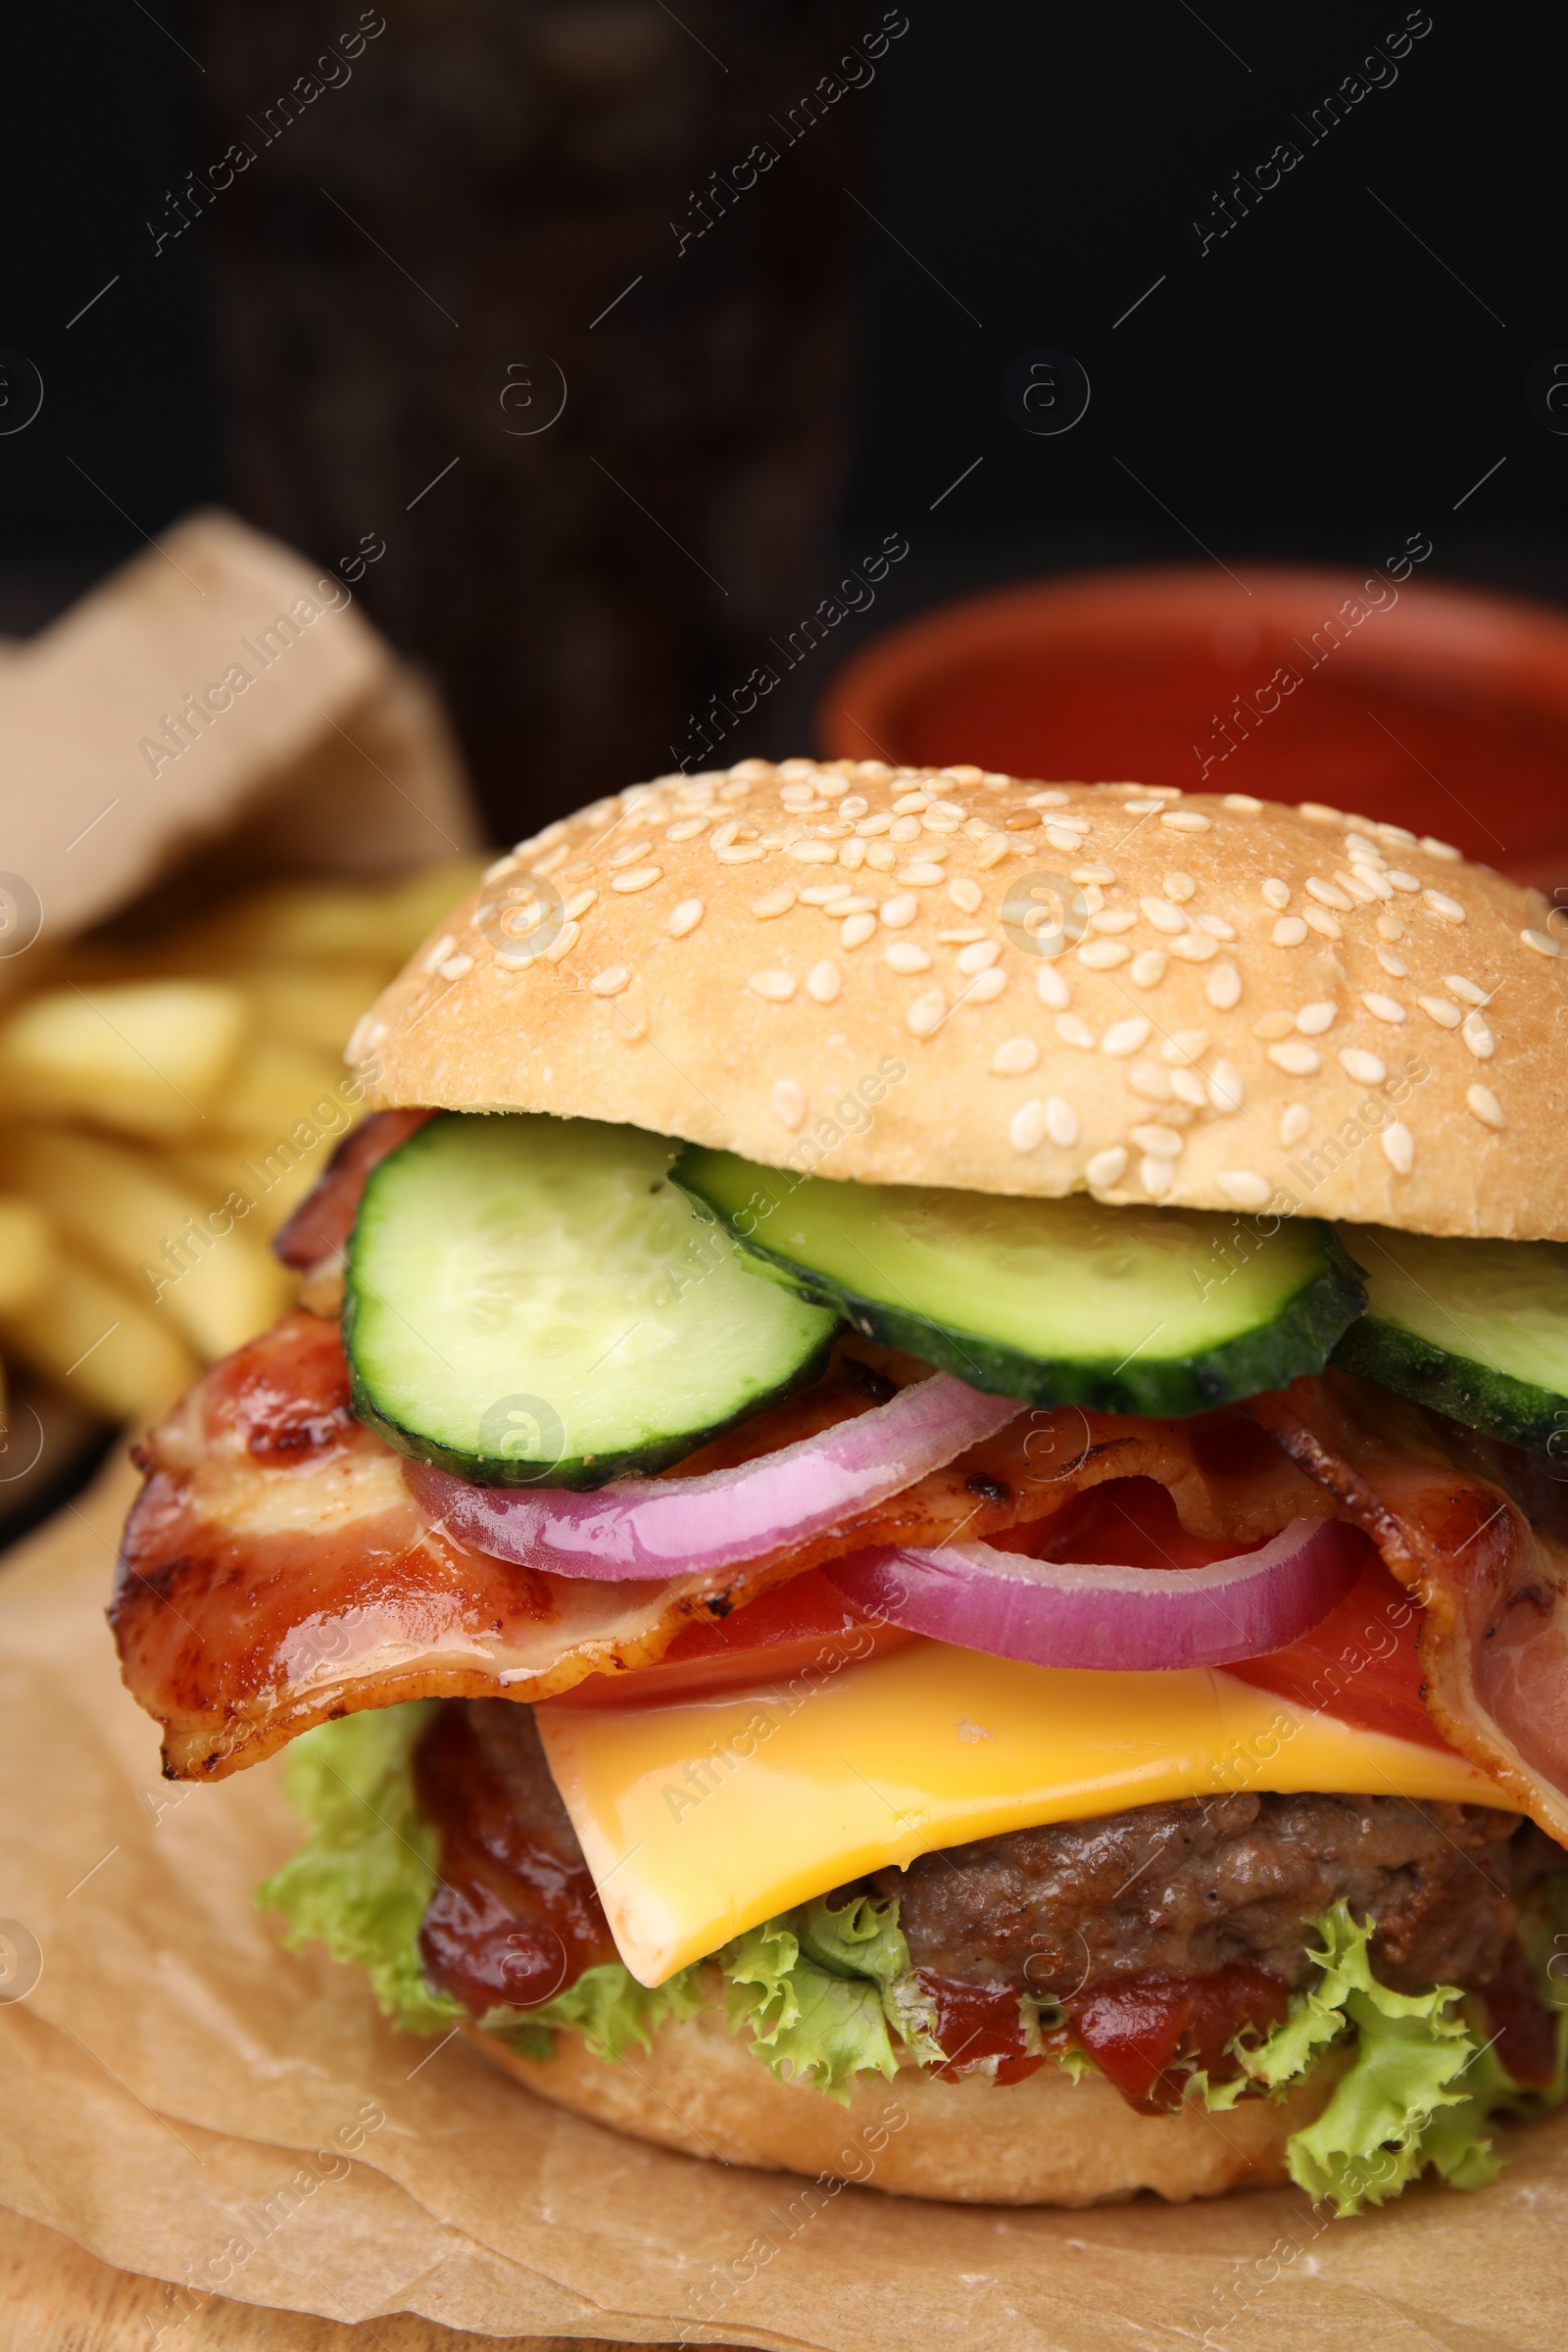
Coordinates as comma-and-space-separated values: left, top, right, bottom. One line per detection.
670, 1148, 1364, 1416
345, 1114, 838, 1488
1331, 1225, 1568, 1455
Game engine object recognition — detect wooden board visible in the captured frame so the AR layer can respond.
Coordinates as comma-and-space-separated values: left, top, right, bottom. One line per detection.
0, 2203, 749, 2352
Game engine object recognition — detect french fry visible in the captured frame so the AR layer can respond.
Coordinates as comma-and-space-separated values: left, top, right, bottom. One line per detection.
0, 1130, 291, 1361
0, 1196, 55, 1318
0, 980, 249, 1139
0, 1254, 196, 1424
236, 965, 388, 1057
208, 1037, 351, 1141
173, 1144, 323, 1236
154, 860, 483, 972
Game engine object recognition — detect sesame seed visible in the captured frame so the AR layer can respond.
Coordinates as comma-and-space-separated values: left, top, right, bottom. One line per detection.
833, 895, 878, 916
1416, 995, 1460, 1029
545, 921, 580, 962
772, 1077, 806, 1129
1467, 1084, 1505, 1130
714, 841, 766, 865
1261, 879, 1292, 911
1161, 1029, 1210, 1065
1130, 949, 1168, 987
1423, 890, 1466, 923
562, 889, 598, 920
1162, 871, 1198, 903
590, 964, 632, 996
1224, 795, 1264, 812
1036, 963, 1071, 1010
1296, 1002, 1337, 1035
1046, 825, 1087, 851
1209, 1058, 1245, 1113
788, 839, 839, 865
975, 838, 1010, 869
1382, 1121, 1415, 1174
1216, 1170, 1271, 1208
1008, 1099, 1048, 1152
922, 810, 962, 836
753, 886, 797, 919
838, 839, 868, 870
608, 840, 653, 868
881, 893, 919, 929
1089, 908, 1139, 934
1056, 1012, 1097, 1050
1376, 951, 1408, 977
1376, 913, 1404, 940
436, 954, 473, 980
424, 934, 457, 971
1337, 867, 1388, 905
1086, 1146, 1129, 1188
890, 815, 922, 843
838, 795, 869, 820
1386, 870, 1420, 893
800, 882, 852, 906
1005, 811, 1042, 832
1360, 992, 1406, 1024
1102, 1016, 1152, 1057
1302, 907, 1343, 941
1252, 1009, 1296, 1040
748, 970, 797, 1002
1073, 863, 1117, 885
956, 939, 1002, 974
992, 1036, 1040, 1075
1445, 975, 1489, 1006
907, 988, 946, 1037
885, 941, 933, 974
1046, 1096, 1079, 1147
1122, 800, 1164, 814
898, 862, 949, 887
1028, 788, 1072, 808
894, 790, 931, 813
855, 813, 893, 837
1168, 933, 1218, 963
1140, 895, 1188, 935
1280, 1103, 1310, 1147
1196, 912, 1237, 940
1522, 928, 1561, 956
806, 960, 842, 1004
1079, 939, 1132, 969
1305, 877, 1352, 911
949, 875, 983, 914
1169, 1066, 1207, 1107
1272, 916, 1309, 948
1299, 803, 1343, 824
1127, 1059, 1173, 1102
1422, 836, 1461, 861
965, 967, 1007, 1004
1141, 1155, 1175, 1198
1131, 1122, 1184, 1158
1161, 810, 1211, 832
1377, 823, 1418, 848
1268, 1040, 1322, 1075
1462, 1014, 1494, 1058
665, 817, 709, 842
1205, 961, 1243, 1009
841, 912, 877, 950
1340, 1048, 1387, 1084
939, 926, 987, 945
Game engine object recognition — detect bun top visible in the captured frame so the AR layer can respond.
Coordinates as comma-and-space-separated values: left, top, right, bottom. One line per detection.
358, 760, 1568, 1238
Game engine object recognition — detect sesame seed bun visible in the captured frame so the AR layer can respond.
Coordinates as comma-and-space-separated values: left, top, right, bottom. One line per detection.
357, 760, 1568, 1239
469, 1999, 1351, 2205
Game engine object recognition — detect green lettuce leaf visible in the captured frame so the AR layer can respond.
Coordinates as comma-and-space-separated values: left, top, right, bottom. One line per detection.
1219, 1898, 1568, 2215
257, 1700, 461, 2036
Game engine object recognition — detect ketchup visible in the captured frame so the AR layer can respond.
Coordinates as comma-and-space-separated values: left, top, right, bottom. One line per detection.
1063, 1964, 1289, 2113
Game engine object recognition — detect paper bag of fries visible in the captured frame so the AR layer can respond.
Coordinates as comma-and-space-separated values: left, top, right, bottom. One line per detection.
0, 509, 481, 1527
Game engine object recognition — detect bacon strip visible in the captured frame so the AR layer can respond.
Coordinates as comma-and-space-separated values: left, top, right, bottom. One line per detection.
113, 1316, 1341, 1780
1246, 1371, 1568, 1846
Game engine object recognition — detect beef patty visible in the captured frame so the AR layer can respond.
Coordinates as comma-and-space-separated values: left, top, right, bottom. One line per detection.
867, 1792, 1556, 1998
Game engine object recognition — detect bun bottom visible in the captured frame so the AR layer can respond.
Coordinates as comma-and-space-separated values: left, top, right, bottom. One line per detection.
467, 2003, 1350, 2207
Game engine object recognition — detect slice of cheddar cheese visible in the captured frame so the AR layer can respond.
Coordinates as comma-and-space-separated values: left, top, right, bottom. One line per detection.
535, 1636, 1511, 1987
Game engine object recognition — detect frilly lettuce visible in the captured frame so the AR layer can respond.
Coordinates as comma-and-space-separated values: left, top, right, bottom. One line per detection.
260, 1708, 1567, 2199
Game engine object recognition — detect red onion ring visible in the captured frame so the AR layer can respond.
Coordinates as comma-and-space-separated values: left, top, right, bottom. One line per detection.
822, 1517, 1364, 1672
406, 1375, 1020, 1582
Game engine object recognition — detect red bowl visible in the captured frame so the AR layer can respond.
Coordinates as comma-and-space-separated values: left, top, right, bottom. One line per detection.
820, 564, 1568, 887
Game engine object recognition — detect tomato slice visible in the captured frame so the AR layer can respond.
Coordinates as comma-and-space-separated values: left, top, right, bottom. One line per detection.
555, 1475, 1449, 1753
550, 1567, 915, 1708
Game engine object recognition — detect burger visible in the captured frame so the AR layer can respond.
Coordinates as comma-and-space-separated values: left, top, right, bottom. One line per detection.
113, 760, 1568, 2212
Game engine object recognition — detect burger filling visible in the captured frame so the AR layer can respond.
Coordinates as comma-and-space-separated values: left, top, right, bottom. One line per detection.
115, 1104, 1568, 2213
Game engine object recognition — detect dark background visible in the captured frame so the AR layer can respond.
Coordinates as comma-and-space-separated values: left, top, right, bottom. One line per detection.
3, 0, 1562, 836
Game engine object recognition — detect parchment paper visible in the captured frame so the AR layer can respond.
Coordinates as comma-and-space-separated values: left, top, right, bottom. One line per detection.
3, 1456, 1568, 2349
